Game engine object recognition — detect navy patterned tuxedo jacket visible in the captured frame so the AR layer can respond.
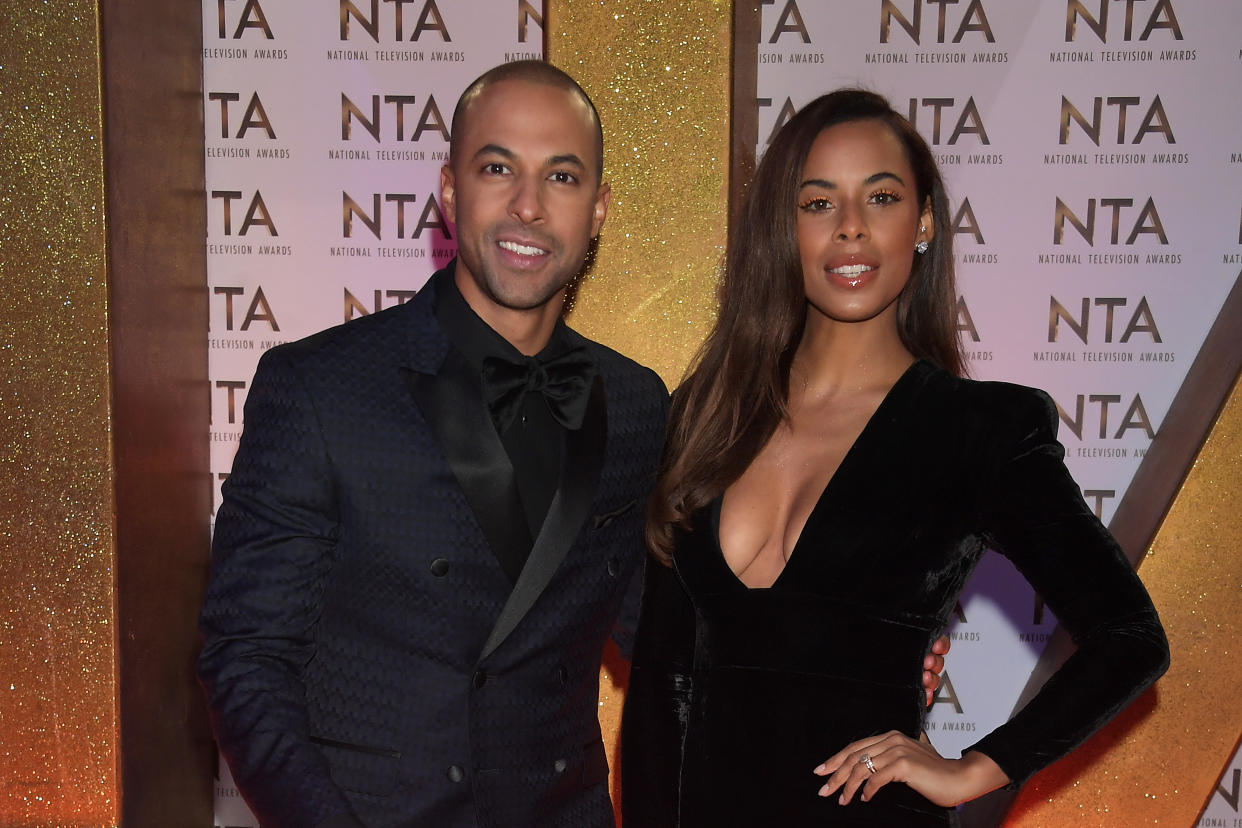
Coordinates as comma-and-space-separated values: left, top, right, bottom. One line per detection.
198, 269, 669, 828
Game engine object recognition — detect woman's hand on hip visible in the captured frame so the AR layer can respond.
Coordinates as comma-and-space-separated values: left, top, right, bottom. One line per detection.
813, 732, 1008, 808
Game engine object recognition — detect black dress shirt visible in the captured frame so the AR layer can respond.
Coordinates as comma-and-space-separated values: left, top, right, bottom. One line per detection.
433, 264, 586, 582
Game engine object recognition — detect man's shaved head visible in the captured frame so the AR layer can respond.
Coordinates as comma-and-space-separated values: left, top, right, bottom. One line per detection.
451, 60, 604, 180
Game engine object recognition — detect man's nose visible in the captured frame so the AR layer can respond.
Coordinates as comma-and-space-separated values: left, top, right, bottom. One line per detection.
509, 177, 543, 223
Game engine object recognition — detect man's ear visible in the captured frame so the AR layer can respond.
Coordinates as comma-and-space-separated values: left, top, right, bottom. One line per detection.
440, 164, 457, 223
591, 181, 610, 238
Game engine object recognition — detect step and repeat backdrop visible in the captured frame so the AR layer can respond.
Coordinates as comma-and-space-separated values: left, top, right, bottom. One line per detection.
753, 2, 1240, 824
202, 0, 1240, 824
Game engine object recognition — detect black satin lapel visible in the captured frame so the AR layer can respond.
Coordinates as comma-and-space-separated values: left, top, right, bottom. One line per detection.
479, 376, 608, 662
401, 353, 531, 573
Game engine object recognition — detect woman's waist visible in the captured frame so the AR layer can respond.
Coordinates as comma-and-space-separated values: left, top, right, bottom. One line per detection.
691, 591, 939, 688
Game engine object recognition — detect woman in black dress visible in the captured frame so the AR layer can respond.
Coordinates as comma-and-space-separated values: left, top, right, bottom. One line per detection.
621, 89, 1169, 826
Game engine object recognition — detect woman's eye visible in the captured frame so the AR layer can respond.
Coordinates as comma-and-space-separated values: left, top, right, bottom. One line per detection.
799, 198, 832, 212
871, 191, 901, 205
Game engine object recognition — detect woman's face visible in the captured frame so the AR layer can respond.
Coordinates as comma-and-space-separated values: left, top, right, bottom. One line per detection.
795, 119, 934, 330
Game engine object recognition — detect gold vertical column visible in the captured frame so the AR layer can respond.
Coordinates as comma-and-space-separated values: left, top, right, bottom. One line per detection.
548, 0, 732, 389
0, 4, 119, 824
547, 0, 734, 819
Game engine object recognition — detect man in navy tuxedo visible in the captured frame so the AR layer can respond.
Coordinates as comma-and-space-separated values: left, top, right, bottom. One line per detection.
199, 61, 946, 828
199, 61, 668, 828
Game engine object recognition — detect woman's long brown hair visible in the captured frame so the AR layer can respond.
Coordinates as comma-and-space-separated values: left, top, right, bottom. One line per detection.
646, 89, 964, 562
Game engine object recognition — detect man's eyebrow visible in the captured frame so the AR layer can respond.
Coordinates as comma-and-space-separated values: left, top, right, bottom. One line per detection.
472, 143, 516, 162
798, 171, 906, 190
547, 153, 587, 170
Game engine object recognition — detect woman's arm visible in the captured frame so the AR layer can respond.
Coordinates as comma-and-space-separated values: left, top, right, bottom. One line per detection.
964, 386, 1169, 786
815, 383, 1168, 807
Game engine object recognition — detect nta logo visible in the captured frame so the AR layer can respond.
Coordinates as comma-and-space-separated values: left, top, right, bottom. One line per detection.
343, 192, 451, 240
211, 191, 278, 236
216, 0, 273, 40
213, 286, 279, 332
1059, 95, 1173, 146
1054, 392, 1154, 440
209, 92, 276, 140
340, 0, 450, 42
1065, 0, 1183, 43
1048, 296, 1161, 344
881, 0, 996, 45
761, 0, 810, 44
1053, 197, 1167, 245
342, 94, 449, 142
907, 97, 989, 145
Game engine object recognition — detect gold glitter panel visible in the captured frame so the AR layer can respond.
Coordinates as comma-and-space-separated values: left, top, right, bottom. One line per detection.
547, 0, 733, 818
550, 0, 731, 390
0, 2, 120, 825
1008, 371, 1242, 825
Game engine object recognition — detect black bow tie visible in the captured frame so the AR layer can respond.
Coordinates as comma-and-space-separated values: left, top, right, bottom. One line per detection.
481, 346, 597, 433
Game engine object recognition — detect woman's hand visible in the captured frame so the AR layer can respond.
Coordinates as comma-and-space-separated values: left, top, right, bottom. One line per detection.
813, 732, 1008, 807
922, 634, 950, 707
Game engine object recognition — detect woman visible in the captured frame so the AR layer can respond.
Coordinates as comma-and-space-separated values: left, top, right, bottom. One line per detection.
620, 89, 1169, 826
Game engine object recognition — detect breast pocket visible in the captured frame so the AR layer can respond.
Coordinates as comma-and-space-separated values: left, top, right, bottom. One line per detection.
592, 498, 637, 530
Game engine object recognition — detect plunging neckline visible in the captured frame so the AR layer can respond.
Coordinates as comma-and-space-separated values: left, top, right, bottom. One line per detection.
711, 360, 926, 591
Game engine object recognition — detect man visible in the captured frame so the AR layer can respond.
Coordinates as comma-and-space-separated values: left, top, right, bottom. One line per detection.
199, 61, 945, 828
200, 60, 665, 827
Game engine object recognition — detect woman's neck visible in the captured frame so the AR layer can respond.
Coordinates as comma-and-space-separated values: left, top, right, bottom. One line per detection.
790, 315, 914, 400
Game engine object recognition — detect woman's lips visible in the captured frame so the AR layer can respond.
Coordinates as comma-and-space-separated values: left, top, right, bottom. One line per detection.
825, 262, 876, 287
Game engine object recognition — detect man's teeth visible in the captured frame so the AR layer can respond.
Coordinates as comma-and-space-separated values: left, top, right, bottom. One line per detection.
499, 240, 547, 256
829, 264, 874, 276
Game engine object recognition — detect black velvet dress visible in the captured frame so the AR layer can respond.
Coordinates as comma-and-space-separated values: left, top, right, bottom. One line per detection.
621, 361, 1169, 826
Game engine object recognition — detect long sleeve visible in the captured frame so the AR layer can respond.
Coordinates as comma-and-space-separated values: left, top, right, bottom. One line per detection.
611, 387, 672, 660
198, 347, 362, 828
964, 388, 1170, 787
621, 556, 698, 827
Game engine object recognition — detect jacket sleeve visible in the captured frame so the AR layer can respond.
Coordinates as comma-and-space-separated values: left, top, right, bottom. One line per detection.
611, 378, 672, 660
620, 555, 697, 827
198, 347, 362, 828
964, 387, 1170, 787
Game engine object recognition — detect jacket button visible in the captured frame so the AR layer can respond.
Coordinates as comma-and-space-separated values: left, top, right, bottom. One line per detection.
429, 558, 450, 577
447, 765, 465, 783
472, 670, 487, 689
606, 557, 620, 577
553, 758, 567, 774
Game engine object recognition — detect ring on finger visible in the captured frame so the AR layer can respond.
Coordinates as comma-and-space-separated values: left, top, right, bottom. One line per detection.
859, 754, 877, 774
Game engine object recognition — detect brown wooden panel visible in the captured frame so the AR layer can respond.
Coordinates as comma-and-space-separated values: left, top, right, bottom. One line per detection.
100, 1, 215, 824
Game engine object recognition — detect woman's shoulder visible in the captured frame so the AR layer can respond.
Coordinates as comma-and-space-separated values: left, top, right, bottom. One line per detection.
912, 361, 1057, 437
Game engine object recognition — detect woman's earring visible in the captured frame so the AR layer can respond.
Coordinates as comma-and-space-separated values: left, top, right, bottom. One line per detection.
914, 226, 929, 254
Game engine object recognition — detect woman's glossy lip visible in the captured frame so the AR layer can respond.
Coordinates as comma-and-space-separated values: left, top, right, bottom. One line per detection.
823, 264, 878, 288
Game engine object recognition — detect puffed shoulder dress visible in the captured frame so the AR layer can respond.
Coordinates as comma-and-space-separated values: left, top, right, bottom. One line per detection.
621, 360, 1169, 826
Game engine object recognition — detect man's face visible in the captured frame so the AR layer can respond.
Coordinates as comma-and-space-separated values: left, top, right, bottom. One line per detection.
441, 79, 609, 323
